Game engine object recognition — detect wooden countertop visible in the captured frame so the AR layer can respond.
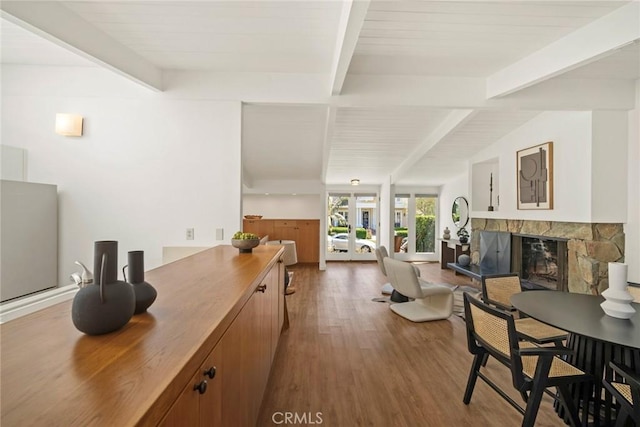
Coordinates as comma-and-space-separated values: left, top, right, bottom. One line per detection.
0, 244, 283, 426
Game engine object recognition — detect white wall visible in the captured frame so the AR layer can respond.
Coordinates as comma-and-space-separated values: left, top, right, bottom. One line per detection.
591, 111, 628, 222
2, 65, 242, 286
242, 194, 320, 219
470, 159, 498, 212
469, 111, 595, 222
0, 145, 27, 181
451, 108, 638, 283
439, 172, 469, 236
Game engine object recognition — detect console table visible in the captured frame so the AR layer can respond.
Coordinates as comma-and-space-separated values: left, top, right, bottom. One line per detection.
0, 245, 286, 426
440, 239, 470, 274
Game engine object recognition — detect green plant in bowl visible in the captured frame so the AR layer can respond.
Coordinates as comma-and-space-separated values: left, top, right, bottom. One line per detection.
232, 231, 260, 253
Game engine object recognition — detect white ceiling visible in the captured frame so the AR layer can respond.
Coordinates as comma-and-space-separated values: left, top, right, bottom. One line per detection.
1, 0, 637, 192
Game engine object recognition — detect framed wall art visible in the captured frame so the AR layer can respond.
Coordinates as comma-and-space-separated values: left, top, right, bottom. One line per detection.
516, 141, 553, 210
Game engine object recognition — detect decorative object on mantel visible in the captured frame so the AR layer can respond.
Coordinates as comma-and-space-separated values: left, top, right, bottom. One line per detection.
458, 254, 471, 267
71, 241, 135, 335
601, 262, 636, 319
488, 173, 494, 211
457, 227, 470, 244
517, 141, 553, 210
231, 231, 260, 253
123, 251, 157, 314
443, 227, 451, 239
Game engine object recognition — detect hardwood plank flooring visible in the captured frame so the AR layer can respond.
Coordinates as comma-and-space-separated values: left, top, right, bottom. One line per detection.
257, 262, 567, 427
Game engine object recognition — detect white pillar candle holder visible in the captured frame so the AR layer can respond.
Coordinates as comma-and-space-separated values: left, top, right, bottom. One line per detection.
600, 262, 636, 319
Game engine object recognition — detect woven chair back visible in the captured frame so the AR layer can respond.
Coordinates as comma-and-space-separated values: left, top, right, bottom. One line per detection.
468, 300, 512, 358
483, 274, 522, 309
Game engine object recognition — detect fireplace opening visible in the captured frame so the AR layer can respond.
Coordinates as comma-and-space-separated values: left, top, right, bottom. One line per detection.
511, 234, 568, 292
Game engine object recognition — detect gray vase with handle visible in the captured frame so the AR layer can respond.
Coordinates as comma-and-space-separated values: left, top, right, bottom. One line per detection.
71, 241, 135, 335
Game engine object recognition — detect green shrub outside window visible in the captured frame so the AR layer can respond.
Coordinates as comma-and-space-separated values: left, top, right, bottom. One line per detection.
328, 226, 368, 239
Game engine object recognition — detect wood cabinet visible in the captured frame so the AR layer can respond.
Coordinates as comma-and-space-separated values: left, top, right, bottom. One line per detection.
0, 245, 285, 427
160, 345, 222, 427
440, 239, 470, 275
243, 219, 320, 263
160, 254, 282, 427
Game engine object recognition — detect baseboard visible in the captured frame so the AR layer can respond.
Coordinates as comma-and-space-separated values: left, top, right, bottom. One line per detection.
0, 285, 78, 324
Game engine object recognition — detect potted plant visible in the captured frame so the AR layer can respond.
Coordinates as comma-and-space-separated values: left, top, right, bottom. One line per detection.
457, 227, 469, 243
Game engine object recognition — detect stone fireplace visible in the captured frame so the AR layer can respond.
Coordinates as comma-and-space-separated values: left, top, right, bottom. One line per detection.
470, 219, 625, 295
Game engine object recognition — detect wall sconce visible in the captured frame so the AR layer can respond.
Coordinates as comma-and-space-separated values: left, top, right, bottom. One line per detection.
55, 114, 83, 136
350, 179, 360, 186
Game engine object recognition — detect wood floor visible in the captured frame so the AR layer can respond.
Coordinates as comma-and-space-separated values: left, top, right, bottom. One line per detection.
257, 261, 568, 427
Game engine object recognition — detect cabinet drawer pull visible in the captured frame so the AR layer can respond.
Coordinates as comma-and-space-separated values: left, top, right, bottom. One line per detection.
257, 284, 267, 293
194, 380, 207, 394
204, 366, 216, 379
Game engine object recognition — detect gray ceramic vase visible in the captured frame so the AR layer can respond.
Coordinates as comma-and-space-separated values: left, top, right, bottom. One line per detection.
71, 241, 135, 335
123, 250, 157, 314
458, 254, 471, 267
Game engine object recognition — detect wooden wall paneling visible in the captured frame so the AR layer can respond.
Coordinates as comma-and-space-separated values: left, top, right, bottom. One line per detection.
243, 219, 320, 263
296, 220, 319, 263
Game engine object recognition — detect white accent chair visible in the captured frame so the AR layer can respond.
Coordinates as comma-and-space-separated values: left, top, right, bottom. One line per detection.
375, 245, 426, 295
383, 257, 454, 322
374, 246, 394, 295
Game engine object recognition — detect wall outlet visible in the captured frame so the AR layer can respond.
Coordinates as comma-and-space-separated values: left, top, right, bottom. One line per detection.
186, 228, 194, 240
216, 228, 224, 240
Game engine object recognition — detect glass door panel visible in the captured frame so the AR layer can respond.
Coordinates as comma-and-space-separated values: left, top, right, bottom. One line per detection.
415, 195, 437, 254
394, 195, 409, 254
327, 193, 350, 260
326, 192, 377, 261
394, 193, 438, 262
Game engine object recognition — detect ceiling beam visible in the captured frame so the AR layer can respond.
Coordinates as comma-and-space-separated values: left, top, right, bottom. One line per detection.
329, 0, 370, 95
1, 1, 163, 91
390, 110, 477, 184
486, 1, 640, 99
321, 106, 337, 184
335, 74, 635, 110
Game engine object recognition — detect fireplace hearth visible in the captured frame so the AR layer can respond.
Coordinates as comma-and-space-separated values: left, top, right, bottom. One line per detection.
512, 235, 568, 292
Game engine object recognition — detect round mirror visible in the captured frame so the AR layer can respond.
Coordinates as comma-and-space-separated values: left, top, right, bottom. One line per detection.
452, 196, 469, 228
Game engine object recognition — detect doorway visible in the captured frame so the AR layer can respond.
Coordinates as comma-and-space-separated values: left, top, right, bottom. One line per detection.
326, 192, 378, 261
393, 193, 439, 262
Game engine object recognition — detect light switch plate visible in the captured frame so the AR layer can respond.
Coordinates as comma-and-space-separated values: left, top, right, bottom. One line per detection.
216, 228, 224, 240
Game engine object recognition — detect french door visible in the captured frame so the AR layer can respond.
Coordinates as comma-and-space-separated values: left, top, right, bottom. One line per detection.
326, 192, 378, 261
393, 193, 439, 262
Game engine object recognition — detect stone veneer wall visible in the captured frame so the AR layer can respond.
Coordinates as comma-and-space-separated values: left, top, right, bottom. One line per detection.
469, 219, 625, 295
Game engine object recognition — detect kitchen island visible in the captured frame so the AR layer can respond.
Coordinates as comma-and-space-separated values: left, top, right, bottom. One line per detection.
0, 244, 285, 426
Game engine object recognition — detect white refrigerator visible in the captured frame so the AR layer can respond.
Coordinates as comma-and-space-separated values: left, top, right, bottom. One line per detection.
1, 180, 58, 302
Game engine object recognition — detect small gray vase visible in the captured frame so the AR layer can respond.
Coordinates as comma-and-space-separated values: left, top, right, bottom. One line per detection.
123, 250, 157, 314
71, 241, 135, 335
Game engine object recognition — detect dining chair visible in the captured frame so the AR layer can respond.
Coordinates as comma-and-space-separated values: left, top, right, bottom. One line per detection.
603, 361, 639, 427
462, 293, 592, 427
481, 273, 567, 346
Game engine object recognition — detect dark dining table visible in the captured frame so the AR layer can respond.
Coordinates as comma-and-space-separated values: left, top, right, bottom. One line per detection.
511, 291, 639, 427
